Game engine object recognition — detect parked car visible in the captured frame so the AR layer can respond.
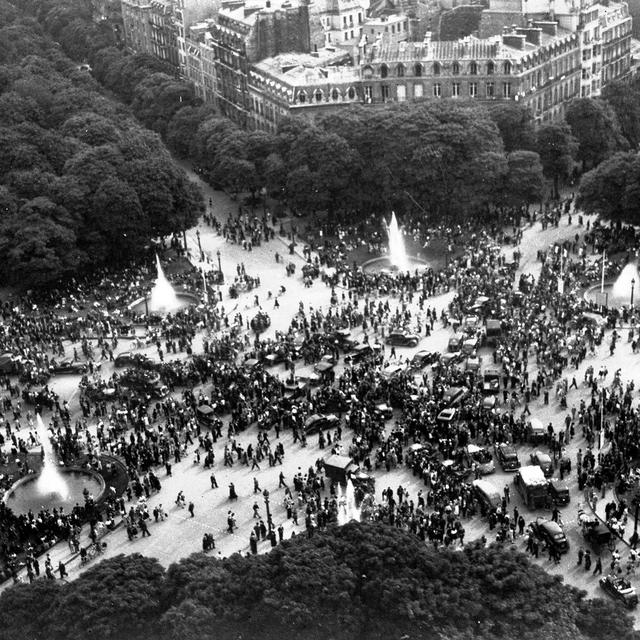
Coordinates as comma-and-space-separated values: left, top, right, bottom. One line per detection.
600, 575, 639, 608
51, 360, 88, 375
548, 480, 570, 506
466, 444, 495, 475
114, 352, 152, 368
442, 386, 469, 407
447, 336, 462, 352
530, 450, 553, 477
304, 414, 340, 434
385, 331, 420, 348
530, 517, 569, 553
411, 350, 437, 369
495, 443, 520, 471
441, 351, 462, 366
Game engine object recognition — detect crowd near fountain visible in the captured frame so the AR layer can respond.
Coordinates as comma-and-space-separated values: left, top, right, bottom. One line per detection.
150, 254, 180, 314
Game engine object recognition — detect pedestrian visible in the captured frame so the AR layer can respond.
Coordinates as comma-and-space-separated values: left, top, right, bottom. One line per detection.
278, 471, 288, 488
253, 502, 260, 518
254, 477, 261, 493
188, 501, 195, 518
577, 547, 584, 566
58, 561, 67, 579
250, 531, 258, 554
210, 473, 218, 488
593, 556, 603, 575
139, 517, 151, 537
584, 549, 592, 571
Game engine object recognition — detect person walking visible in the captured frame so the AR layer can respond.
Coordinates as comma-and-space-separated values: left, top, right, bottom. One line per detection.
593, 555, 603, 575
58, 561, 67, 579
584, 549, 592, 571
210, 473, 218, 489
188, 501, 195, 518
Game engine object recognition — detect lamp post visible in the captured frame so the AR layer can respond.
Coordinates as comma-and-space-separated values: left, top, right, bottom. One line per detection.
632, 278, 636, 308
144, 294, 149, 317
196, 229, 204, 262
217, 249, 222, 279
263, 489, 273, 531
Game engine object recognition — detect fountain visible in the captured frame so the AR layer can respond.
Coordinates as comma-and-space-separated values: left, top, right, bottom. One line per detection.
584, 262, 640, 310
3, 415, 105, 514
362, 212, 427, 274
128, 254, 199, 316
337, 479, 361, 525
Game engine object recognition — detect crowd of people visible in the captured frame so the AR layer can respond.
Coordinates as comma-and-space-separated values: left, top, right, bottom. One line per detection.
1, 198, 640, 590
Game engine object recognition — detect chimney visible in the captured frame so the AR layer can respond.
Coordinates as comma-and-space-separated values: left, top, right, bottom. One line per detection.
533, 20, 557, 36
502, 33, 526, 49
516, 26, 542, 45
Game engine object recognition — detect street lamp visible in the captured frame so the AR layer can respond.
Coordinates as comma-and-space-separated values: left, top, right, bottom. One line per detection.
263, 489, 273, 531
144, 293, 149, 317
217, 250, 222, 278
196, 229, 204, 262
632, 278, 636, 308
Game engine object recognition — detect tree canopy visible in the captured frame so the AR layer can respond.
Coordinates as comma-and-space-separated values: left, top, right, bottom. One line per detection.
0, 523, 634, 640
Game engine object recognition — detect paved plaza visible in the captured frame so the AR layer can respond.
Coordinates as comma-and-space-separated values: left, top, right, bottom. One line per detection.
2, 169, 640, 625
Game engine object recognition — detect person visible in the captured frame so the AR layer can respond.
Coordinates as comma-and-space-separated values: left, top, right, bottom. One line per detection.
584, 549, 592, 571
188, 501, 195, 518
210, 473, 218, 489
139, 517, 151, 537
254, 477, 261, 493
229, 483, 238, 501
58, 561, 67, 579
250, 531, 258, 554
593, 556, 603, 575
577, 547, 584, 566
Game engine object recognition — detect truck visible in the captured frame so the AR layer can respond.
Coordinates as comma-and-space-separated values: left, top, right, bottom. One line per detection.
514, 465, 549, 509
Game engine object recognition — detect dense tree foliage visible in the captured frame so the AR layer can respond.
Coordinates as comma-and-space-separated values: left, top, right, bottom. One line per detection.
577, 152, 640, 225
0, 523, 634, 640
0, 8, 202, 288
536, 122, 578, 199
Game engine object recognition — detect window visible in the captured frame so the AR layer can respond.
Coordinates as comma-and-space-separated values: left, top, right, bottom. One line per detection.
397, 64, 405, 77
315, 89, 323, 102
364, 85, 372, 102
358, 12, 362, 23
487, 61, 495, 74
414, 83, 423, 98
298, 91, 306, 103
331, 88, 340, 101
433, 82, 441, 97
452, 61, 460, 75
381, 85, 390, 100
452, 82, 460, 97
380, 64, 388, 78
469, 61, 478, 75
397, 85, 406, 101
433, 62, 440, 75
348, 86, 356, 99
363, 65, 373, 78
414, 63, 422, 76
503, 61, 512, 75
502, 82, 511, 97
469, 82, 477, 97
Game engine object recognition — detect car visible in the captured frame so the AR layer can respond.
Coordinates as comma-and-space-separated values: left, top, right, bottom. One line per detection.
385, 331, 420, 348
381, 364, 407, 380
304, 413, 339, 434
374, 403, 393, 420
447, 336, 462, 352
442, 386, 469, 407
114, 352, 152, 368
411, 350, 436, 369
461, 336, 480, 355
482, 368, 501, 395
495, 443, 521, 471
530, 517, 569, 553
51, 360, 88, 374
331, 329, 358, 352
600, 575, 639, 608
530, 450, 553, 476
350, 344, 374, 363
441, 351, 463, 366
467, 444, 495, 475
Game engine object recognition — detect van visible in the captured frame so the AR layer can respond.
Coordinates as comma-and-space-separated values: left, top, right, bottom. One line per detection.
472, 479, 502, 511
515, 465, 549, 509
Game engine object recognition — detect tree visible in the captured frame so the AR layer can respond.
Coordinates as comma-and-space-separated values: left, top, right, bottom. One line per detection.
486, 102, 535, 152
49, 554, 165, 640
504, 150, 544, 206
565, 98, 627, 171
0, 579, 61, 640
602, 79, 640, 149
576, 152, 640, 224
535, 122, 577, 199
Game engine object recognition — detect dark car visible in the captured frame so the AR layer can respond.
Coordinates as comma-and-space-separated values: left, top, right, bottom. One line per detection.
304, 413, 340, 434
385, 331, 420, 348
530, 450, 553, 477
600, 575, 639, 608
442, 386, 469, 407
114, 352, 152, 368
51, 360, 88, 375
331, 329, 358, 352
447, 336, 462, 352
495, 443, 521, 471
530, 517, 569, 553
548, 480, 570, 506
411, 350, 436, 369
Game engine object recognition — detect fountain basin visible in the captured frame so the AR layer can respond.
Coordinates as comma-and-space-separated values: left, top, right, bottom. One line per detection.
362, 255, 428, 274
128, 291, 199, 316
3, 467, 105, 515
584, 280, 633, 310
